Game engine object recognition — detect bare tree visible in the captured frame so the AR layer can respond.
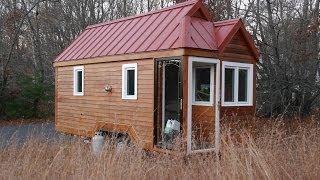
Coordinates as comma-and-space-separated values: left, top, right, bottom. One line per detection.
0, 0, 319, 118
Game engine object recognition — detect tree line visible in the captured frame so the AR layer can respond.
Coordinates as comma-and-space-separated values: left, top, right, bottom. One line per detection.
0, 0, 319, 119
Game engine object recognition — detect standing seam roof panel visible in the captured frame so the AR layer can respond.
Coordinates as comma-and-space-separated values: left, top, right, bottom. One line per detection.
147, 6, 191, 51
102, 18, 140, 56
145, 7, 185, 51
159, 24, 181, 50
138, 8, 181, 52
107, 17, 143, 56
119, 13, 160, 55
83, 23, 118, 59
86, 0, 198, 29
134, 10, 173, 52
57, 29, 92, 61
201, 20, 217, 48
170, 36, 180, 49
65, 27, 103, 61
77, 24, 113, 60
126, 10, 171, 53
191, 19, 215, 49
72, 26, 106, 60
75, 24, 111, 60
90, 21, 127, 57
116, 14, 153, 55
215, 25, 233, 47
190, 36, 199, 48
191, 22, 211, 49
55, 30, 89, 61
190, 23, 211, 49
99, 19, 136, 57
112, 15, 150, 55
62, 28, 99, 61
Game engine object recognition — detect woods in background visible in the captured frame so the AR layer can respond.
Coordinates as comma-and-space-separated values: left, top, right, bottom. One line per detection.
0, 0, 319, 119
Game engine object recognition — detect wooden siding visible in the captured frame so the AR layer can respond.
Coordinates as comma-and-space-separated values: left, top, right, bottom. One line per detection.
221, 106, 255, 117
192, 105, 215, 144
222, 31, 256, 63
55, 59, 154, 147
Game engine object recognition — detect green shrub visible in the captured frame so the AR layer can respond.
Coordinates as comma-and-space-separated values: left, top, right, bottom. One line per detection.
6, 74, 53, 119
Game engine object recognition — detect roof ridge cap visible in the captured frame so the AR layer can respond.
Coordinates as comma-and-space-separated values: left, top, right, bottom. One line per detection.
86, 0, 198, 29
214, 18, 240, 26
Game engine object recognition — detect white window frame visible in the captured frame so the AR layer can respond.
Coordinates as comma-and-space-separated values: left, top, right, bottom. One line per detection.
122, 63, 138, 100
73, 66, 84, 96
222, 61, 253, 107
192, 66, 214, 106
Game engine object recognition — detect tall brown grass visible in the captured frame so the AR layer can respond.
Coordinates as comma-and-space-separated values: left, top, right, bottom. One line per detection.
0, 118, 320, 179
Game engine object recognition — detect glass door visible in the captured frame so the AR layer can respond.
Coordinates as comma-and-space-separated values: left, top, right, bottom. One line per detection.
154, 59, 182, 149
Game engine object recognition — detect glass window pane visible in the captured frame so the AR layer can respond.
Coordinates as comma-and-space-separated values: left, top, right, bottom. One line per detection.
239, 69, 248, 102
195, 68, 211, 102
77, 70, 82, 93
127, 69, 135, 95
224, 68, 234, 102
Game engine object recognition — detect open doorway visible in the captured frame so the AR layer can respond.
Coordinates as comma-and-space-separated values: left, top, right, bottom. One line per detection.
154, 59, 182, 149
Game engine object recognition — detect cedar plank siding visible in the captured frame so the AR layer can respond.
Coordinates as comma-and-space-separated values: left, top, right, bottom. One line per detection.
192, 105, 215, 144
56, 59, 154, 147
222, 31, 256, 63
221, 30, 256, 120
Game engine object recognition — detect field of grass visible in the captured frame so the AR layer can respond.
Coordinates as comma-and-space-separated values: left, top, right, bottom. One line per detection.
0, 117, 319, 179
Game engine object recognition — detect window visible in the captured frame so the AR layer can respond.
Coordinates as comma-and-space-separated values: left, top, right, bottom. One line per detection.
193, 67, 213, 106
122, 63, 137, 100
224, 68, 235, 102
73, 66, 84, 96
222, 62, 253, 106
238, 69, 248, 102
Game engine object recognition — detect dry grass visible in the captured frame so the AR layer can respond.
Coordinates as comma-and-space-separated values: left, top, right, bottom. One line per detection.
0, 118, 320, 179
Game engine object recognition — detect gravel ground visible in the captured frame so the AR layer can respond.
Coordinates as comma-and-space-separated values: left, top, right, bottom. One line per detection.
0, 122, 74, 148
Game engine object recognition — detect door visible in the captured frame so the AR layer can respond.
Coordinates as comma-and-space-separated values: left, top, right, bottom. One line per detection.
187, 57, 221, 153
154, 59, 182, 149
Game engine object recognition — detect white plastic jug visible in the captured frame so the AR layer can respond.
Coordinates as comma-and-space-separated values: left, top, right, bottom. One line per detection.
92, 131, 105, 155
165, 119, 181, 134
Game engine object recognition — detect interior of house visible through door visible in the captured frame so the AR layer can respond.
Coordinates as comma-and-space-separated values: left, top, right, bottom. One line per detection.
154, 59, 182, 149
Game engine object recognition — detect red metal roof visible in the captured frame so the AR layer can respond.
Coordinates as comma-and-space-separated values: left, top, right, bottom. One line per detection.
55, 0, 259, 62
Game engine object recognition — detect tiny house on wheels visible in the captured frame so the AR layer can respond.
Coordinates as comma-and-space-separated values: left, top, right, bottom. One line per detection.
54, 0, 259, 153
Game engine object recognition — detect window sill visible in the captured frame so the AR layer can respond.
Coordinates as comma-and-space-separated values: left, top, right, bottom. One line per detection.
192, 101, 213, 107
73, 93, 84, 96
122, 96, 137, 100
222, 102, 253, 107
